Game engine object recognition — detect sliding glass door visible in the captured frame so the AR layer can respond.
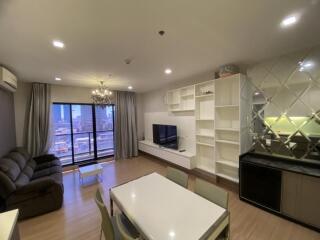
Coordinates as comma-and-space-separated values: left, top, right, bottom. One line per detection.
95, 105, 114, 158
51, 104, 73, 165
50, 103, 114, 166
71, 104, 94, 163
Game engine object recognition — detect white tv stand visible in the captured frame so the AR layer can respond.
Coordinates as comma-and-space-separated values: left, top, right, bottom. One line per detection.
138, 140, 195, 169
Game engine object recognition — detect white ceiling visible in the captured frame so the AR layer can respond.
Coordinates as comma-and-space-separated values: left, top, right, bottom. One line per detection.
0, 0, 320, 92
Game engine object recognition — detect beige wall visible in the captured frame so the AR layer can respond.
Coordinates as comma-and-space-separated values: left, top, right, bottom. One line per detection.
51, 84, 94, 103
14, 81, 31, 147
0, 87, 16, 156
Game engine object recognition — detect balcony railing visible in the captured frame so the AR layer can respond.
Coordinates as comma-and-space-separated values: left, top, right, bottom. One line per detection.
50, 130, 114, 165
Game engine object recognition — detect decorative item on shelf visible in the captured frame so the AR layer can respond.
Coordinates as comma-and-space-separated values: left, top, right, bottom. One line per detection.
214, 72, 219, 79
91, 80, 112, 107
205, 90, 213, 95
218, 64, 239, 78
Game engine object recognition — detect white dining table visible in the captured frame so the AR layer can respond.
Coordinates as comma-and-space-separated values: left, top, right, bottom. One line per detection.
110, 172, 229, 240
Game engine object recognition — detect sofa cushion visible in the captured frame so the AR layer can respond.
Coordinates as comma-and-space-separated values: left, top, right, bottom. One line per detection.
35, 160, 61, 171
13, 147, 31, 160
23, 165, 34, 179
0, 158, 21, 181
28, 159, 37, 170
48, 172, 63, 185
33, 154, 58, 164
32, 165, 62, 180
15, 173, 30, 188
7, 152, 28, 170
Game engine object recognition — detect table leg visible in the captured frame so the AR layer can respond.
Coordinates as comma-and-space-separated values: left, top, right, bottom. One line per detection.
110, 196, 114, 216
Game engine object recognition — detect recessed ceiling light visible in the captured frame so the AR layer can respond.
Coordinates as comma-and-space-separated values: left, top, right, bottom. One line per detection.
298, 61, 314, 72
165, 68, 172, 74
281, 16, 297, 27
52, 40, 65, 48
169, 231, 175, 237
55, 77, 62, 81
128, 86, 133, 90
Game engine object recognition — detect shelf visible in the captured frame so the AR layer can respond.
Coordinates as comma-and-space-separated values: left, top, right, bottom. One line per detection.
215, 105, 239, 108
181, 94, 194, 97
216, 173, 239, 183
215, 128, 239, 132
196, 118, 214, 121
216, 140, 239, 145
196, 134, 214, 138
196, 142, 215, 148
216, 160, 239, 168
195, 80, 215, 87
197, 165, 215, 174
195, 94, 214, 98
170, 108, 195, 112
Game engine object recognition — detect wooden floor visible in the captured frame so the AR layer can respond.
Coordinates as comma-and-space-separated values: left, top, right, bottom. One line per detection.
19, 155, 320, 240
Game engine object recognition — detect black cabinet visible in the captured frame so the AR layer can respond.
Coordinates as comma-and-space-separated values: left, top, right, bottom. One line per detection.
240, 162, 281, 212
239, 152, 320, 232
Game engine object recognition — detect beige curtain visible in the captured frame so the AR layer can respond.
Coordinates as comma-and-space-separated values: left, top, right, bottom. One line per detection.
114, 91, 138, 160
26, 83, 51, 157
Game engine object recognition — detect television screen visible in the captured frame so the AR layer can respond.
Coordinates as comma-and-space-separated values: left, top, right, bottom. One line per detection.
153, 124, 178, 149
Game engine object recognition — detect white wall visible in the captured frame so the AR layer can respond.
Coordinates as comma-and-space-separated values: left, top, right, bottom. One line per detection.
144, 112, 196, 153
142, 71, 215, 114
138, 71, 216, 151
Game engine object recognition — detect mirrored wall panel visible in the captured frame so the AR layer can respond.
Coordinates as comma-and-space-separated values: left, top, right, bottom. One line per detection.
247, 45, 320, 161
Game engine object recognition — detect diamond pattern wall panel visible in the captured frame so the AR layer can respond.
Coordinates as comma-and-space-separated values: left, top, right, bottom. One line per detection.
247, 45, 320, 160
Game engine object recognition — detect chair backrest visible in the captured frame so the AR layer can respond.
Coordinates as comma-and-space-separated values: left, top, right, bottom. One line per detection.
95, 188, 115, 240
166, 167, 188, 188
194, 178, 229, 209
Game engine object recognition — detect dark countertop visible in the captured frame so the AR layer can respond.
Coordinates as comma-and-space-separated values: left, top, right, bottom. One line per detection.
240, 152, 320, 178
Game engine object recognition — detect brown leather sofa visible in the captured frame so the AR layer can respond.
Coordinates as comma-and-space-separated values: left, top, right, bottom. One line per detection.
0, 147, 63, 219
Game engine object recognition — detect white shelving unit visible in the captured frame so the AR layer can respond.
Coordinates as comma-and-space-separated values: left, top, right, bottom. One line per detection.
167, 85, 195, 112
161, 74, 251, 182
214, 74, 251, 183
195, 80, 215, 174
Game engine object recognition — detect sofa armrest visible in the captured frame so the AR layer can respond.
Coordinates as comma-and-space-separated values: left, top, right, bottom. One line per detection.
33, 154, 58, 164
15, 177, 58, 195
7, 177, 64, 219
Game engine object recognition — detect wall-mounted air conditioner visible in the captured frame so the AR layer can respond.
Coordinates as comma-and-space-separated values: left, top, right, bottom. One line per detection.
0, 67, 17, 92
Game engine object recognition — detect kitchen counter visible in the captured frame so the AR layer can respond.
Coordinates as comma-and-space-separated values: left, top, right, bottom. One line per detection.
240, 152, 320, 178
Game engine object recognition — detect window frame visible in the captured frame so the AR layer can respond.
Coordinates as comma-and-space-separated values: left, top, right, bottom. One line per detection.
51, 102, 115, 166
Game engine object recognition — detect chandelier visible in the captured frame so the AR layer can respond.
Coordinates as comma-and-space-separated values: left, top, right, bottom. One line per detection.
91, 80, 112, 106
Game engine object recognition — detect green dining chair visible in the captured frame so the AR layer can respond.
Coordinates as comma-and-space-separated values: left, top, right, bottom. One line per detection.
166, 166, 189, 188
194, 178, 228, 208
194, 178, 230, 240
95, 188, 139, 240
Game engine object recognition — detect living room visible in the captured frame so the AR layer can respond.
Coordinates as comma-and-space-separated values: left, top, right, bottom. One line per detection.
1, 1, 320, 240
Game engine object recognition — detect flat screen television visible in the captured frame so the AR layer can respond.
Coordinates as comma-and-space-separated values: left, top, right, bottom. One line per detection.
153, 124, 178, 150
